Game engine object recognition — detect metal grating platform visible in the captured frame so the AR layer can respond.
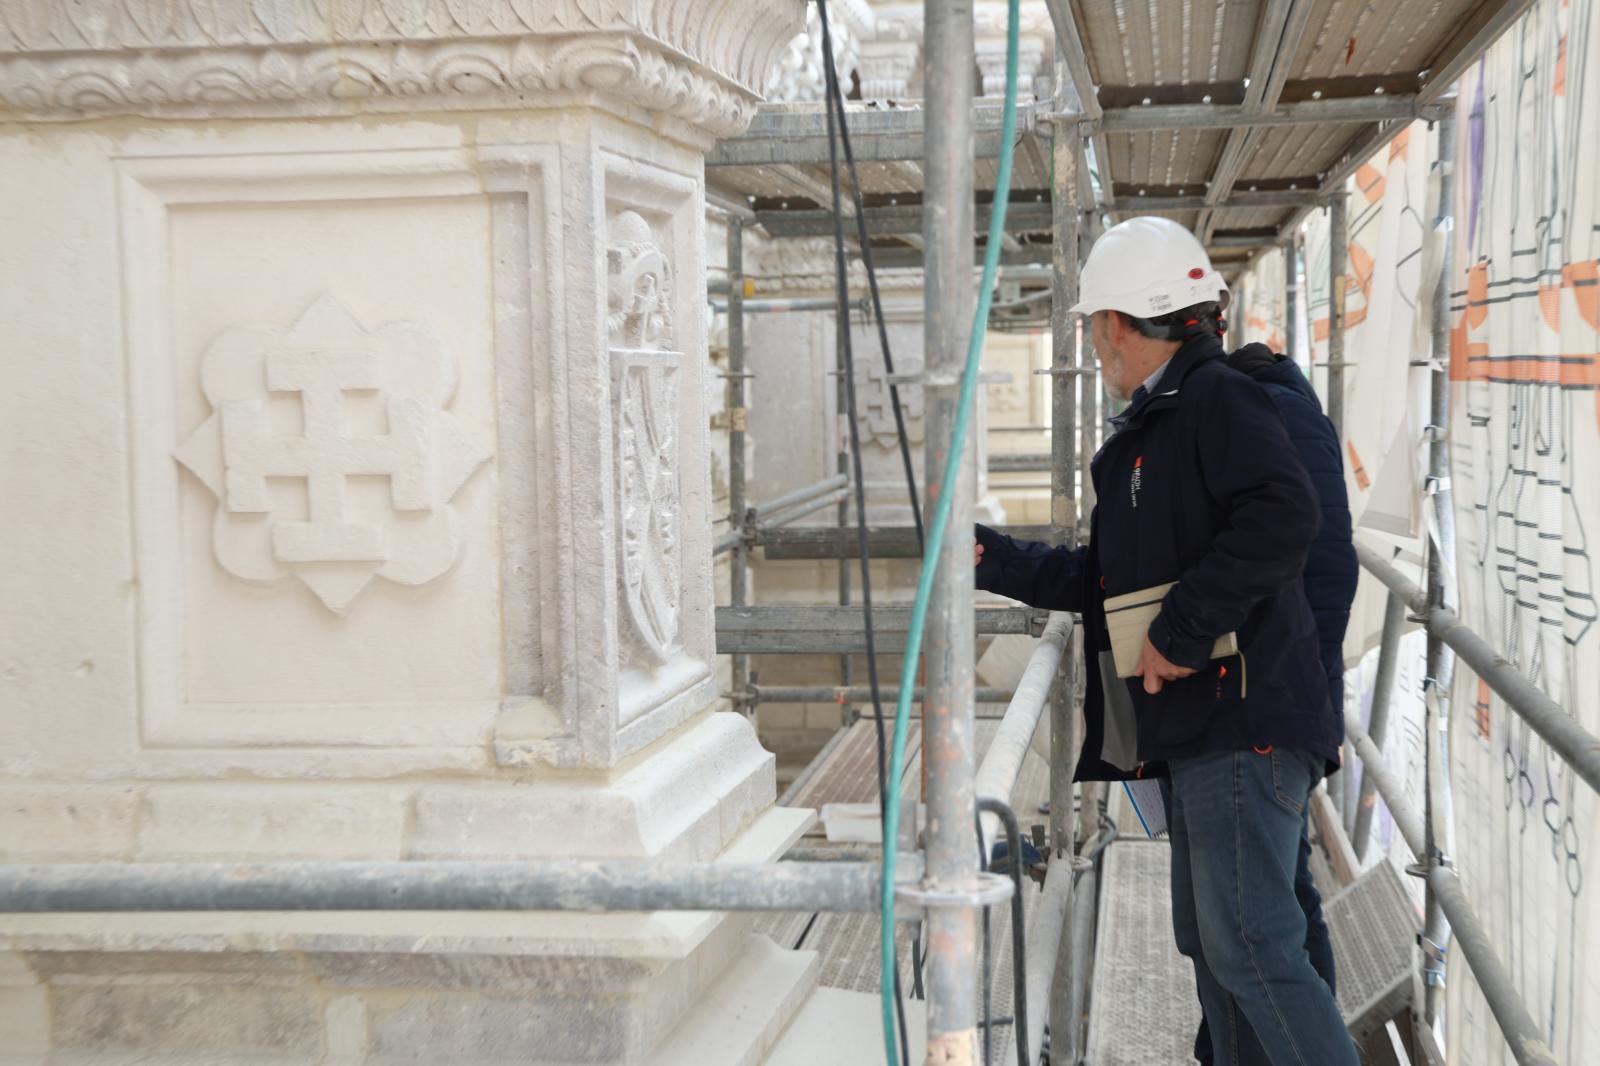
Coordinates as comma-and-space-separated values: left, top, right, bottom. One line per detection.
759, 713, 1046, 1039
783, 719, 922, 816
1325, 860, 1420, 1043
1085, 840, 1201, 1066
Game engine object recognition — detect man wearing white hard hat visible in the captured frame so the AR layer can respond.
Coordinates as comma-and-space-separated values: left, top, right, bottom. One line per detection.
974, 217, 1355, 1065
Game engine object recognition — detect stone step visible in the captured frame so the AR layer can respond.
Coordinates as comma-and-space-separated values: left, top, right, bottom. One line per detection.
652, 933, 820, 1066
762, 985, 928, 1066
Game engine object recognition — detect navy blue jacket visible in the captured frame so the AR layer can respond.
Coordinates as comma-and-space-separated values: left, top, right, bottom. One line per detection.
975, 333, 1341, 780
1226, 343, 1358, 720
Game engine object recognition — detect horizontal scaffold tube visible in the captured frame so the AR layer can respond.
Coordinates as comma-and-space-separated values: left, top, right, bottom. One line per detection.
714, 605, 1049, 655
1343, 714, 1557, 1066
748, 474, 850, 521
1355, 541, 1600, 795
0, 857, 925, 916
751, 685, 1015, 704
977, 612, 1074, 857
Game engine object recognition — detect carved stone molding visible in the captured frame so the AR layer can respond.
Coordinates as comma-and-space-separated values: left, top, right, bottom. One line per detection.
858, 39, 919, 102
0, 0, 805, 137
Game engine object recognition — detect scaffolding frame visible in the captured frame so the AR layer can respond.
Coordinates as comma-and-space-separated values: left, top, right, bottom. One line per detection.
3, 4, 1581, 1066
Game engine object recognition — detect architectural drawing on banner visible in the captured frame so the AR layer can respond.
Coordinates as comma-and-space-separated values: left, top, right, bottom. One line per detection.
173, 294, 492, 615
1446, 5, 1600, 1062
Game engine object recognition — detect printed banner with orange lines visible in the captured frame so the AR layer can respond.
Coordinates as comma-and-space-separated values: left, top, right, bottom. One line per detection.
1259, 1, 1599, 1059
1445, 1, 1598, 1061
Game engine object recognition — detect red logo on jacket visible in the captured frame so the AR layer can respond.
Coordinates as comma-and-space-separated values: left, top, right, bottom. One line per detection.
1130, 455, 1143, 509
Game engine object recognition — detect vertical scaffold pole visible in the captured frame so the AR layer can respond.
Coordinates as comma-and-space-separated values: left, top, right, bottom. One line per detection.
1326, 193, 1348, 436
922, 0, 979, 1061
1325, 191, 1350, 817
1422, 105, 1459, 1022
1048, 58, 1081, 864
726, 218, 750, 715
1048, 53, 1084, 1066
1284, 232, 1299, 360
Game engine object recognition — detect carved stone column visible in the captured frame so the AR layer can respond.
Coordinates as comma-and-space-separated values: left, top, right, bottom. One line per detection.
0, 2, 811, 1062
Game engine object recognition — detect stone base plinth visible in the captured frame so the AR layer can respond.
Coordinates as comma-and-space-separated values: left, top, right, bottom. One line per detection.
0, 808, 814, 1064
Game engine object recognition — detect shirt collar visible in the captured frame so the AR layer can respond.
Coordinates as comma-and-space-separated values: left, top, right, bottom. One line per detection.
1141, 358, 1174, 398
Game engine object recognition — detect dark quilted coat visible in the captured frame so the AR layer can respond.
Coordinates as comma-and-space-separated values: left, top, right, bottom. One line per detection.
1226, 343, 1358, 719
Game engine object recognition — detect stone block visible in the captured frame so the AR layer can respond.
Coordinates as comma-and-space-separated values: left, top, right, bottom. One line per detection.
757, 704, 807, 732
324, 995, 369, 1062
0, 787, 138, 862
412, 713, 771, 862
51, 984, 322, 1056
24, 950, 303, 985
364, 991, 635, 1064
136, 785, 408, 861
0, 985, 49, 1055
0, 951, 40, 987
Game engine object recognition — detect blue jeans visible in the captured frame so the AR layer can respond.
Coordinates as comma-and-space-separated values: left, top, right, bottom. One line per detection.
1168, 749, 1357, 1066
1162, 780, 1339, 1063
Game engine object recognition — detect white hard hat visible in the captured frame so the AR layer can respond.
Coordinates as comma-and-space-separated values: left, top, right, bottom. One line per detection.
1069, 216, 1230, 319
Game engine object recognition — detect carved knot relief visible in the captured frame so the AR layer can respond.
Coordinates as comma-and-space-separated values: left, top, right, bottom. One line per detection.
856, 357, 924, 446
174, 295, 491, 614
607, 211, 673, 350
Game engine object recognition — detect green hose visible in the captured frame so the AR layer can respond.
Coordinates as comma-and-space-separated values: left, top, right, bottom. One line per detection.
879, 1, 1021, 1061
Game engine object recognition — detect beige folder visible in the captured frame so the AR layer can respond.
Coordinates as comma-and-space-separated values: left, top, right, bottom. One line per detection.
1104, 582, 1238, 679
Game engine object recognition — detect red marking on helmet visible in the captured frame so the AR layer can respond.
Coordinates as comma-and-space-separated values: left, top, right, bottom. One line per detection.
1184, 319, 1199, 327
1188, 267, 1205, 279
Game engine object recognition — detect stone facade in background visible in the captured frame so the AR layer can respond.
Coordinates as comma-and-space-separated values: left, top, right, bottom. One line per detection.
0, 1, 813, 1062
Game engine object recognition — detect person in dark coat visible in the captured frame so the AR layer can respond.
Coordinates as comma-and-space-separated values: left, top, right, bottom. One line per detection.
974, 217, 1357, 1066
1171, 339, 1357, 1065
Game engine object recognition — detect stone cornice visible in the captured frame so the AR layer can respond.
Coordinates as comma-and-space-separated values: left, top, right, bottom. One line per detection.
0, 0, 805, 136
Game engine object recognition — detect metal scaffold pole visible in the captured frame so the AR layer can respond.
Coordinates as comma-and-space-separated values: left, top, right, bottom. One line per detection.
922, 0, 980, 1060
1325, 189, 1349, 817
1283, 232, 1299, 359
1048, 53, 1085, 1066
726, 217, 751, 715
1326, 192, 1348, 436
1421, 104, 1458, 1022
1048, 57, 1082, 866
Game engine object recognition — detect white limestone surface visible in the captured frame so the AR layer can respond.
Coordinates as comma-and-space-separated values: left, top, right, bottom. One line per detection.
0, 1, 813, 1061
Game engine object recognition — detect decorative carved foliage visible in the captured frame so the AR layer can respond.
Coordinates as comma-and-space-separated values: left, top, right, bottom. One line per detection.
614, 355, 681, 663
606, 210, 683, 664
0, 0, 805, 131
173, 294, 491, 614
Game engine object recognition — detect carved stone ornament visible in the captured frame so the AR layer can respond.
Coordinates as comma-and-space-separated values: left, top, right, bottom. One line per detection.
607, 210, 682, 663
614, 354, 681, 662
173, 294, 492, 615
856, 356, 924, 446
0, 0, 805, 136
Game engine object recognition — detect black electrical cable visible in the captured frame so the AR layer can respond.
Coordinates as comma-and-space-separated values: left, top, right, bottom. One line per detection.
978, 797, 1032, 1066
815, 0, 923, 554
972, 813, 985, 1062
813, 5, 910, 1062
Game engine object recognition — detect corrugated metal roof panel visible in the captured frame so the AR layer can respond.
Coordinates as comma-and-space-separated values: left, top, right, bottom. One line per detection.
1291, 0, 1487, 79
1078, 0, 1265, 87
